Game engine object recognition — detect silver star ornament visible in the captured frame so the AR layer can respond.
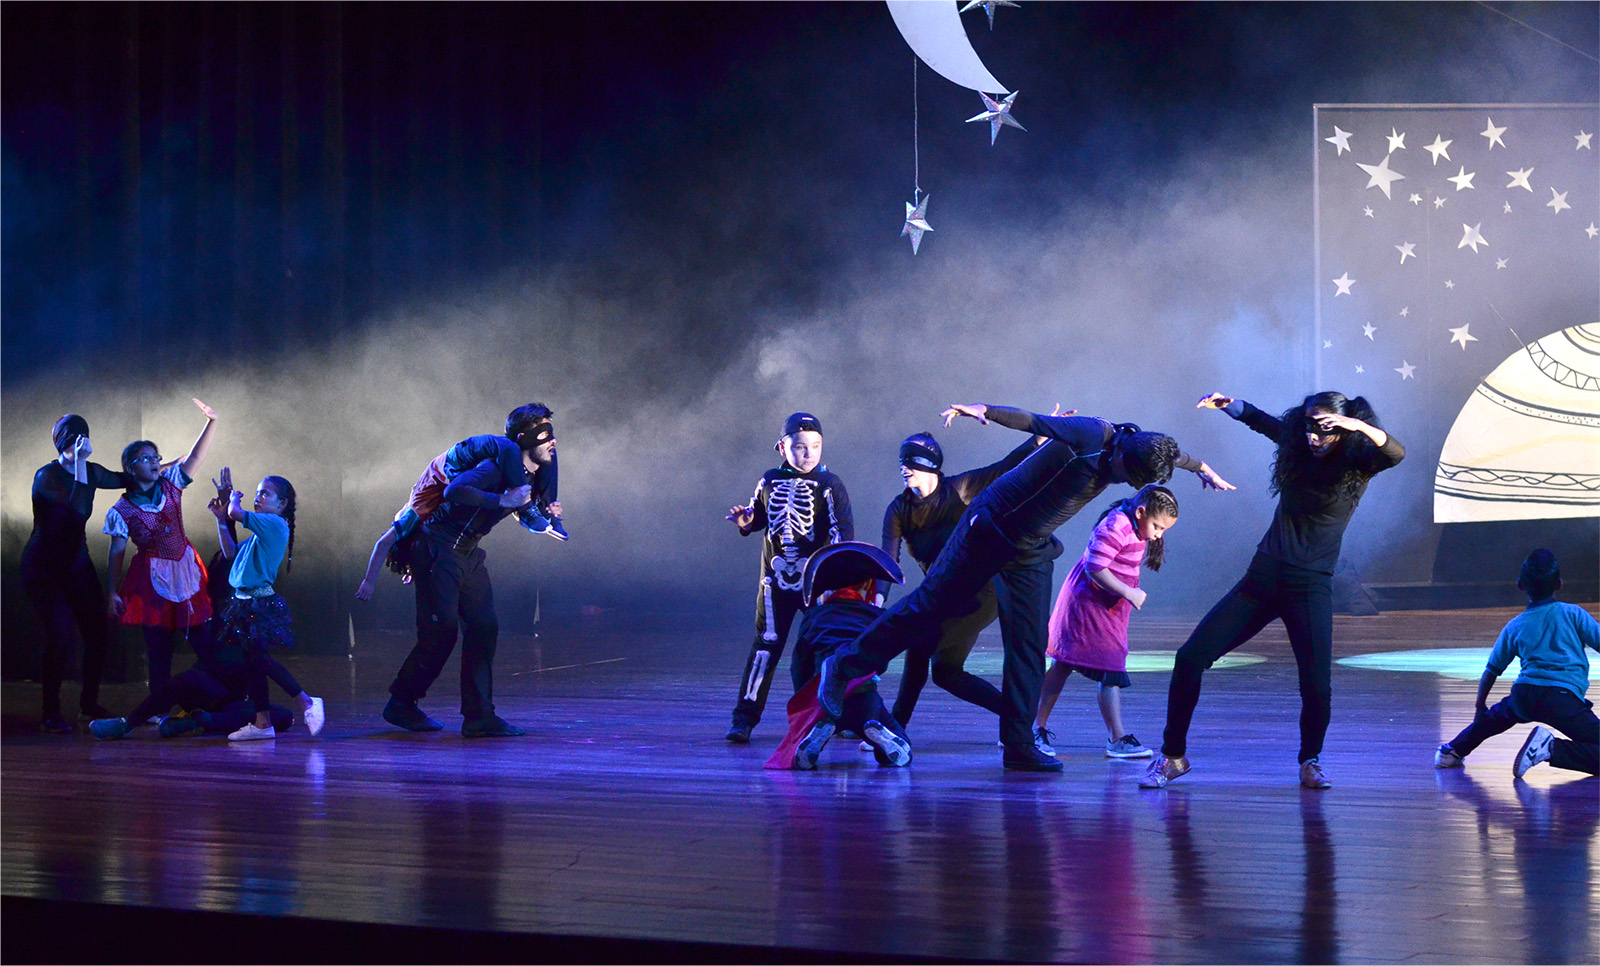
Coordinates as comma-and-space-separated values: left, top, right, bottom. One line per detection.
960, 0, 1020, 30
902, 194, 933, 255
967, 91, 1026, 145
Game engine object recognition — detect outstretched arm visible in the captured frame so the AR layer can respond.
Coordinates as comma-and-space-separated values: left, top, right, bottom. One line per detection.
178, 399, 219, 479
355, 527, 400, 601
1198, 391, 1281, 441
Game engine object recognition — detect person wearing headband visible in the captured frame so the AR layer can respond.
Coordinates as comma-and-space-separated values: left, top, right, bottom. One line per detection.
724, 411, 854, 743
880, 428, 1046, 734
365, 402, 565, 738
817, 402, 1231, 772
20, 414, 132, 732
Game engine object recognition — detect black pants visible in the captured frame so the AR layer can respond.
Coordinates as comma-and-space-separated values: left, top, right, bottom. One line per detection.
731, 579, 803, 727
389, 536, 499, 719
127, 664, 292, 733
1161, 552, 1333, 762
788, 614, 906, 745
830, 506, 1052, 750
142, 626, 183, 692
1448, 682, 1599, 775
21, 550, 107, 716
892, 580, 1003, 725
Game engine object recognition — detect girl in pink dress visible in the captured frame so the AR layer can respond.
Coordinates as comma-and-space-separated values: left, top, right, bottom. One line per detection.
1034, 484, 1179, 759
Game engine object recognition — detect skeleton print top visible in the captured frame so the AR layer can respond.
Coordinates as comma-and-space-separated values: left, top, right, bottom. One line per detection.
739, 465, 853, 594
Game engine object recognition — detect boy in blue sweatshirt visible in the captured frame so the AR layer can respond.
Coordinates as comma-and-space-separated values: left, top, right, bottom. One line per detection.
1435, 549, 1599, 778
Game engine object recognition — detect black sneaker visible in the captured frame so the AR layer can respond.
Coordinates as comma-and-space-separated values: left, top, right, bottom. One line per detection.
794, 720, 836, 770
383, 696, 445, 732
1002, 743, 1065, 772
461, 715, 525, 738
40, 713, 73, 734
863, 720, 912, 767
725, 721, 753, 743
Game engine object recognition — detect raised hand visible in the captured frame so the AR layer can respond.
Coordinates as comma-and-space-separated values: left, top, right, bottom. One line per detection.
1313, 411, 1365, 434
726, 505, 755, 528
193, 398, 218, 421
212, 466, 233, 502
207, 496, 230, 522
940, 403, 988, 427
1195, 462, 1236, 492
1196, 392, 1234, 410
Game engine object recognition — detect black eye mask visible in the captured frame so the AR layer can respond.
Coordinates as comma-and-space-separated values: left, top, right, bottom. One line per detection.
517, 423, 555, 449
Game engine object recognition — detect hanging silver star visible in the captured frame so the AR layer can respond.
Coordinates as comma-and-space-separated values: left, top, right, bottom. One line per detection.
967, 91, 1026, 145
902, 193, 933, 255
960, 0, 1020, 30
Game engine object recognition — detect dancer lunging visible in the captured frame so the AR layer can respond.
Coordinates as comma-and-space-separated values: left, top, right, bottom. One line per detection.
819, 404, 1231, 771
1035, 484, 1178, 760
215, 474, 301, 741
724, 412, 853, 743
1141, 391, 1403, 790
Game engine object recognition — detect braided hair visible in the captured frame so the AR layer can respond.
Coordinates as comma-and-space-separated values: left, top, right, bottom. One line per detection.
263, 475, 297, 573
1269, 391, 1381, 504
1095, 484, 1179, 571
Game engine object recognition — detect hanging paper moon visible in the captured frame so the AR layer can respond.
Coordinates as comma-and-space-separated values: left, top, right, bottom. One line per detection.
886, 0, 1008, 94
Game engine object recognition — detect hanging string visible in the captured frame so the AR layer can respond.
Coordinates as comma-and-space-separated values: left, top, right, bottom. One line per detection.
913, 55, 920, 203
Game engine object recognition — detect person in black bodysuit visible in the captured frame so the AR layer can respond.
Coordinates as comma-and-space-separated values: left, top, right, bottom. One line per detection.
881, 429, 1042, 728
20, 414, 129, 731
819, 404, 1231, 771
1140, 391, 1403, 791
724, 412, 853, 743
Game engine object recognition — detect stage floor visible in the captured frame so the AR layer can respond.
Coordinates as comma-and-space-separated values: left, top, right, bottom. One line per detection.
3, 607, 1597, 963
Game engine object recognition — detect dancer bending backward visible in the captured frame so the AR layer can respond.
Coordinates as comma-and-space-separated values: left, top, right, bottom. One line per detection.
1035, 484, 1179, 760
215, 474, 301, 741
374, 404, 561, 737
21, 415, 131, 730
104, 399, 219, 693
881, 428, 1046, 729
724, 412, 853, 743
1141, 391, 1403, 791
819, 404, 1231, 771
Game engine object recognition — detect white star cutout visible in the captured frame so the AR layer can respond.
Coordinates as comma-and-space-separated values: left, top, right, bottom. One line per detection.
1396, 360, 1416, 380
1447, 166, 1476, 191
1395, 241, 1416, 264
1449, 323, 1478, 350
1433, 195, 1447, 209
1458, 223, 1488, 253
1363, 206, 1374, 218
1324, 340, 1333, 349
1547, 188, 1571, 214
1586, 223, 1599, 239
1386, 128, 1407, 153
966, 91, 1026, 145
1423, 135, 1452, 164
1577, 131, 1593, 150
1332, 272, 1356, 296
1363, 322, 1377, 340
1481, 117, 1506, 150
1503, 202, 1513, 213
1355, 365, 1365, 374
1356, 155, 1406, 199
1409, 193, 1422, 205
1496, 257, 1508, 269
901, 193, 933, 255
1444, 279, 1455, 289
1325, 126, 1353, 155
1506, 167, 1534, 192
1399, 306, 1410, 317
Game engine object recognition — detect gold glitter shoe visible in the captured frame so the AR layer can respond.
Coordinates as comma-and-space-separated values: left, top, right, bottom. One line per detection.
1138, 753, 1190, 788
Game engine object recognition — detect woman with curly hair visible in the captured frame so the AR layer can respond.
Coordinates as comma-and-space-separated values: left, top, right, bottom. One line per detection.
1141, 391, 1404, 790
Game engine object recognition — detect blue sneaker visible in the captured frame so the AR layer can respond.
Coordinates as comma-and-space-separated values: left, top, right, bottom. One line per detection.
546, 518, 570, 542
816, 654, 847, 719
89, 717, 131, 741
518, 506, 553, 535
863, 720, 912, 767
794, 720, 836, 770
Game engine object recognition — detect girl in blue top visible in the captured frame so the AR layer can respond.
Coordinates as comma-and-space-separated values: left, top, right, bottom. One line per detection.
216, 474, 299, 741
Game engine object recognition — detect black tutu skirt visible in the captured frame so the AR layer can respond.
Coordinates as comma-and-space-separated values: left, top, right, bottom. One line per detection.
218, 593, 296, 650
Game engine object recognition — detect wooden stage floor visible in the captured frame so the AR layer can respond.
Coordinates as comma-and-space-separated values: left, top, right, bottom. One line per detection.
3, 607, 1596, 963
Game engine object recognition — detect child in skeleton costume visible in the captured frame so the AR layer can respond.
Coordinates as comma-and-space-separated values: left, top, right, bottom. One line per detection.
724, 412, 853, 743
103, 399, 219, 694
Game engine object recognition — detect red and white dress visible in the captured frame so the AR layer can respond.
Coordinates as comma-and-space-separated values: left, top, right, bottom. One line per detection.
103, 466, 210, 629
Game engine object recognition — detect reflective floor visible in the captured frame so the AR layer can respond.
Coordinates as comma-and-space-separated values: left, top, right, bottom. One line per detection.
3, 609, 1596, 963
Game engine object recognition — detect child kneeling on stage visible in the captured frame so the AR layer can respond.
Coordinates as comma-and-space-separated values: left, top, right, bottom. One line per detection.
1435, 549, 1599, 778
765, 542, 912, 771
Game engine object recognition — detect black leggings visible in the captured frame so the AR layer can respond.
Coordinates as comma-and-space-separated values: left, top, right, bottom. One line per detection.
1161, 552, 1333, 762
21, 550, 107, 716
892, 581, 1003, 724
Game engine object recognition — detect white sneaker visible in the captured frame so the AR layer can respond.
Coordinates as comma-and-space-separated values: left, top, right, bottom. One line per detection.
1434, 744, 1464, 768
1106, 733, 1153, 759
302, 696, 326, 737
858, 740, 874, 753
1513, 726, 1554, 779
1033, 725, 1057, 758
228, 723, 277, 742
